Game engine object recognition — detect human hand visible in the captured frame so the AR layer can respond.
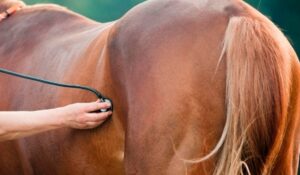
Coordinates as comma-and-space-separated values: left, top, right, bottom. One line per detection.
59, 101, 112, 129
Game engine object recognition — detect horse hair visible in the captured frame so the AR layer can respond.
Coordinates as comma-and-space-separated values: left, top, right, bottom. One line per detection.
183, 3, 298, 175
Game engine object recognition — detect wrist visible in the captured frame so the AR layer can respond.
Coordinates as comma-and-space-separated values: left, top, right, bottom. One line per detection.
50, 105, 72, 128
36, 108, 65, 129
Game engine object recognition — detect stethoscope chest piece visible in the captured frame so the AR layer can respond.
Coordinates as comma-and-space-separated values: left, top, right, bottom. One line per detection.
99, 98, 113, 112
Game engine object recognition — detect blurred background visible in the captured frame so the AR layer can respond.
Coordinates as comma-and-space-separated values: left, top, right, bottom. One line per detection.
23, 0, 300, 57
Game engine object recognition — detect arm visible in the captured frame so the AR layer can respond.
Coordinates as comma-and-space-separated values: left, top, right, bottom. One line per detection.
0, 101, 112, 141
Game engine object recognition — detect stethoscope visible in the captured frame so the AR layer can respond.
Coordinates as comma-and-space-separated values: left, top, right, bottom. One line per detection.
0, 68, 113, 113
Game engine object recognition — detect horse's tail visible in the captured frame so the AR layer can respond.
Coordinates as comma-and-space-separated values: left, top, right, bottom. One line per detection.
212, 12, 298, 174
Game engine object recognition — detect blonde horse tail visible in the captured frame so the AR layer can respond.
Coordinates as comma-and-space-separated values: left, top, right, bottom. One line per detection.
211, 13, 295, 174
180, 10, 298, 175
178, 4, 299, 174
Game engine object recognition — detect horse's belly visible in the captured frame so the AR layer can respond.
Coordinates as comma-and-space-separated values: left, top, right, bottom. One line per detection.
0, 125, 124, 175
0, 141, 27, 175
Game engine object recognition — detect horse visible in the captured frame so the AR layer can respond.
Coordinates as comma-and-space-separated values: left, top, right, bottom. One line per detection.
0, 0, 299, 174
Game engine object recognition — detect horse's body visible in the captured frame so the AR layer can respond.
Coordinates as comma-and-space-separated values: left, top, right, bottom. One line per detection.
0, 3, 124, 175
0, 0, 299, 175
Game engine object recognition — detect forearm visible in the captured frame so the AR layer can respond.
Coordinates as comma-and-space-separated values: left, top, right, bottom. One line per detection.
0, 101, 112, 142
0, 108, 63, 141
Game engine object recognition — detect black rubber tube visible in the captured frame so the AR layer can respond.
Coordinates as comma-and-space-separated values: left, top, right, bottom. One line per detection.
0, 67, 113, 111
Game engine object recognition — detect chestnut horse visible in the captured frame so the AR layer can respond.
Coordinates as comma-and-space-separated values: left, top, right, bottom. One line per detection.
0, 0, 299, 174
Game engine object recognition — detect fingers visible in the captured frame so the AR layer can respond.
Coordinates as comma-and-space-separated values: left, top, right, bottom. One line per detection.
77, 111, 112, 124
84, 101, 111, 112
63, 101, 113, 130
78, 111, 112, 129
83, 121, 106, 129
85, 111, 112, 122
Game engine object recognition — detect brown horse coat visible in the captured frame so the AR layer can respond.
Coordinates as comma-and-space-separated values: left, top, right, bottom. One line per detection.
0, 0, 299, 174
